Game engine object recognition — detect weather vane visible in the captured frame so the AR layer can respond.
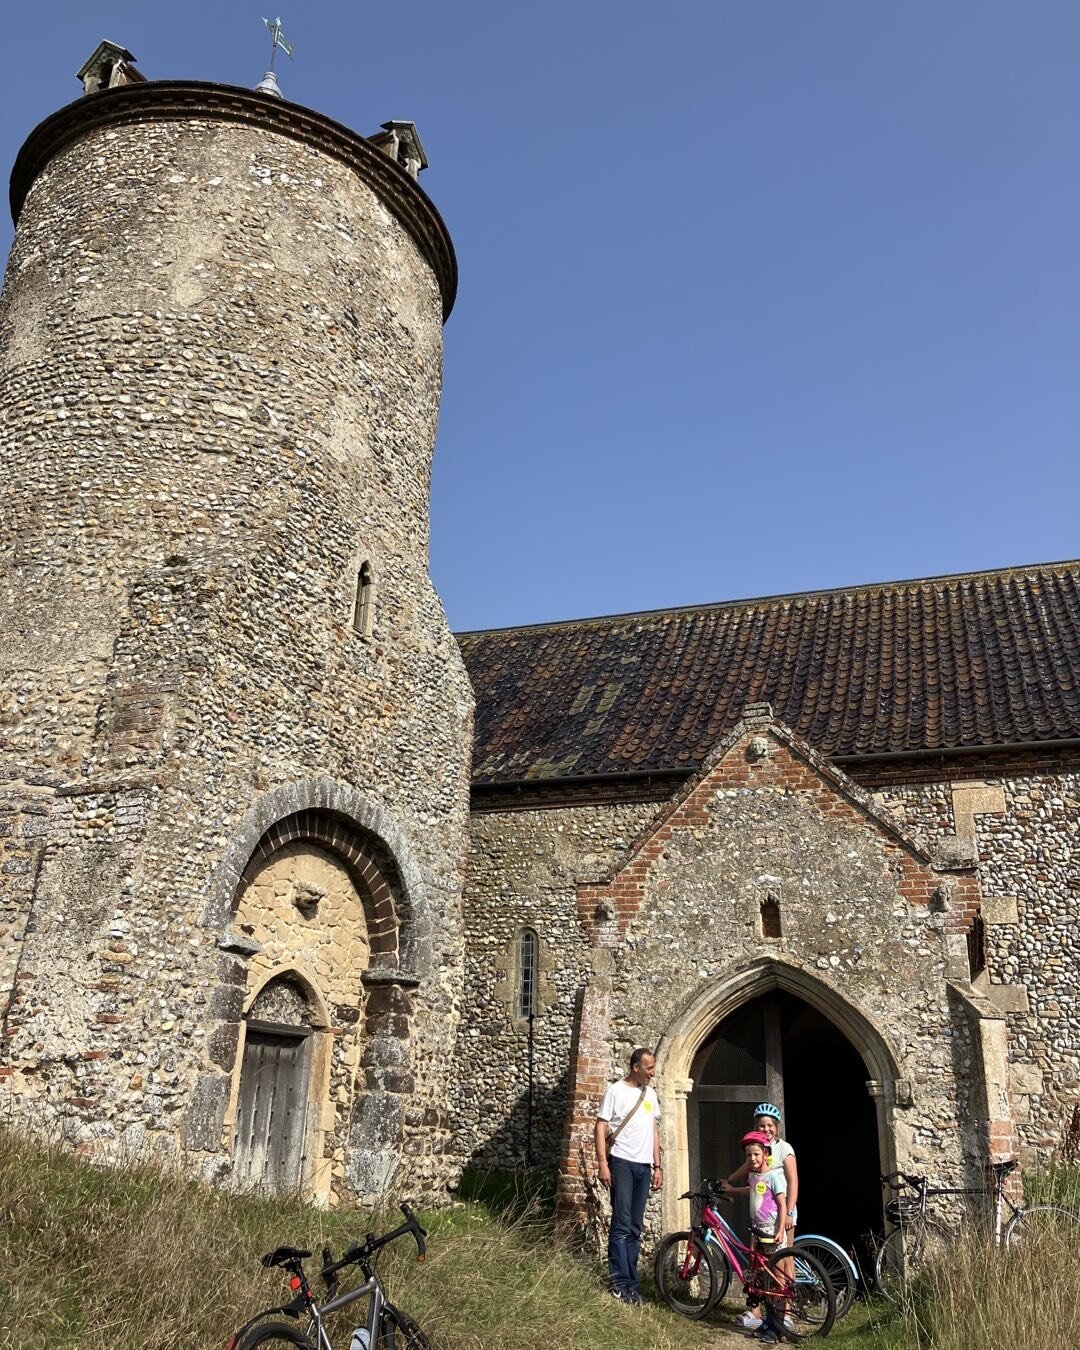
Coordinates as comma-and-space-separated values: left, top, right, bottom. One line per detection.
262, 16, 295, 70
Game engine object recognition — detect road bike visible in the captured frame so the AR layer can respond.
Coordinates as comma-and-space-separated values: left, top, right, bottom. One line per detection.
654, 1186, 837, 1339
225, 1203, 432, 1348
875, 1160, 1080, 1300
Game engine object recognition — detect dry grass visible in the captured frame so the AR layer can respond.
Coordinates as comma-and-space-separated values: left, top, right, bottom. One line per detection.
873, 1167, 1080, 1350
0, 1130, 696, 1350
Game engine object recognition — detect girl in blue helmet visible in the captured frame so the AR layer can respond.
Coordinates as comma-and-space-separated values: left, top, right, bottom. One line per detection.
720, 1103, 800, 1334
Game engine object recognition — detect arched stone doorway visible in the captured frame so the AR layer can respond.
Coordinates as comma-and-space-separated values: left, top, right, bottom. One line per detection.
659, 960, 899, 1265
689, 990, 881, 1257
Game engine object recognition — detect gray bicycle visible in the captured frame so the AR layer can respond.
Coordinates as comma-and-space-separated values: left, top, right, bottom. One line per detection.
226, 1204, 433, 1348
875, 1161, 1080, 1300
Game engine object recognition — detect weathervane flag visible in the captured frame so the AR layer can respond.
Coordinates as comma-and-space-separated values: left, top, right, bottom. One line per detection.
262, 16, 295, 68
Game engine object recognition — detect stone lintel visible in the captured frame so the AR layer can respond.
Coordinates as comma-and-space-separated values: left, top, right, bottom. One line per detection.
361, 968, 420, 989
217, 932, 262, 956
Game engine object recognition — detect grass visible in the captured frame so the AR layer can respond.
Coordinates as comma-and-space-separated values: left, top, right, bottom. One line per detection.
4, 1133, 1078, 1350
0, 1132, 709, 1350
833, 1164, 1080, 1350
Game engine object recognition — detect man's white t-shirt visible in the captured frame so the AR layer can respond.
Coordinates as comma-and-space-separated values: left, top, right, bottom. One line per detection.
598, 1080, 660, 1164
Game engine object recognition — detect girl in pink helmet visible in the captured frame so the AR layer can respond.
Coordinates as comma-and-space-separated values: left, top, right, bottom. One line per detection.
721, 1104, 799, 1334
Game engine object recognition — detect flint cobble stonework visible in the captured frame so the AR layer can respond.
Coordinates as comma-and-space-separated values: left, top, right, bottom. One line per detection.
459, 715, 1026, 1239
867, 759, 1080, 1162
458, 802, 659, 1169
0, 84, 472, 1203
1, 67, 1077, 1229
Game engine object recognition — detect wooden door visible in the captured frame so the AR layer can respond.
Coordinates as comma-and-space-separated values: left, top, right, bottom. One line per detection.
233, 1020, 312, 1192
689, 997, 784, 1227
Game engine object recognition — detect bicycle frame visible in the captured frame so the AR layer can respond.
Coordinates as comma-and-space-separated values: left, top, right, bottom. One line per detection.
884, 1165, 1022, 1246
298, 1273, 386, 1349
698, 1201, 783, 1301
229, 1203, 427, 1349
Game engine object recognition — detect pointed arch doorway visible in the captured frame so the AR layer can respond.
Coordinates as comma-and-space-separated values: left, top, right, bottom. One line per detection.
687, 990, 882, 1256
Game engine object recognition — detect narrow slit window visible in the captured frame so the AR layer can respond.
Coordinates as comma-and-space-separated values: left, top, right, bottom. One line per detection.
967, 908, 987, 980
760, 895, 782, 940
518, 928, 538, 1019
353, 561, 374, 637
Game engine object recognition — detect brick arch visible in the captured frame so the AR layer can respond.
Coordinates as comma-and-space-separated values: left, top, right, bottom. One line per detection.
234, 811, 401, 967
203, 777, 427, 975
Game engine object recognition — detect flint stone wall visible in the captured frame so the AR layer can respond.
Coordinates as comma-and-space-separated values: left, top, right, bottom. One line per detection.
0, 95, 472, 1202
869, 761, 1080, 1163
459, 728, 992, 1208
455, 801, 658, 1169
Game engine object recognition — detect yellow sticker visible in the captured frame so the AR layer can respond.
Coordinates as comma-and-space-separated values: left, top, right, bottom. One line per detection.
755, 1181, 767, 1194
643, 1101, 654, 1112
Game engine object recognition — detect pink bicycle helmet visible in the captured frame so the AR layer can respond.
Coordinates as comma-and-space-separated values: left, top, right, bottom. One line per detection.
740, 1130, 772, 1150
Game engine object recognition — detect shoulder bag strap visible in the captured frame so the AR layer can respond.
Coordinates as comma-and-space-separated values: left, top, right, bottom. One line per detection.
606, 1084, 648, 1145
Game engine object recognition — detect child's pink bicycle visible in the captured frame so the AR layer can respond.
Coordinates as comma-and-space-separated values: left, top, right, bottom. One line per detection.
654, 1186, 837, 1340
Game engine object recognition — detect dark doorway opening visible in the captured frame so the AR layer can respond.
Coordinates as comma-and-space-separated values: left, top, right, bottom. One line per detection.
689, 991, 881, 1262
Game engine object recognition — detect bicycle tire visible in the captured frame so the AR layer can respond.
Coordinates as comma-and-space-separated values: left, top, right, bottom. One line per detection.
1003, 1204, 1080, 1249
380, 1303, 433, 1348
873, 1220, 950, 1302
653, 1230, 723, 1319
762, 1246, 836, 1340
792, 1236, 857, 1319
234, 1319, 311, 1349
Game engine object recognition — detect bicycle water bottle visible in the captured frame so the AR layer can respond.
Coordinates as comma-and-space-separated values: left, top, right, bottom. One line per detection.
349, 1329, 370, 1349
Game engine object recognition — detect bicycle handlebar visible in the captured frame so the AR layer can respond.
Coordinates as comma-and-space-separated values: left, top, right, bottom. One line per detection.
319, 1203, 428, 1288
881, 1171, 926, 1190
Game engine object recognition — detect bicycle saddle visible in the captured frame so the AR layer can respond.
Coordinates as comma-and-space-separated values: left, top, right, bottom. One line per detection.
261, 1246, 313, 1269
990, 1160, 1019, 1177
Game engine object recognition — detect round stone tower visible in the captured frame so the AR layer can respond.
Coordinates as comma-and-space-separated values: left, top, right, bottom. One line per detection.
0, 76, 473, 1203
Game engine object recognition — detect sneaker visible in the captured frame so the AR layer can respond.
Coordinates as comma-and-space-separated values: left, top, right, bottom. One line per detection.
624, 1291, 644, 1307
609, 1286, 627, 1301
737, 1312, 764, 1330
757, 1331, 781, 1345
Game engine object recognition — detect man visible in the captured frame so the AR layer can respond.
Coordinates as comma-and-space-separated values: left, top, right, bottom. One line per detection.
595, 1047, 662, 1304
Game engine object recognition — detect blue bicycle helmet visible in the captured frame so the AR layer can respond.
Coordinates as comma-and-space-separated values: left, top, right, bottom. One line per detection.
754, 1102, 782, 1122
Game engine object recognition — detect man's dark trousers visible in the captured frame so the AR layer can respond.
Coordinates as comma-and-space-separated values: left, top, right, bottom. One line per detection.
608, 1156, 652, 1298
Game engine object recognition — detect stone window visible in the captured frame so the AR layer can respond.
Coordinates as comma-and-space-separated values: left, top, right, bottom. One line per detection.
353, 561, 375, 638
967, 908, 987, 981
760, 895, 782, 941
518, 927, 538, 1019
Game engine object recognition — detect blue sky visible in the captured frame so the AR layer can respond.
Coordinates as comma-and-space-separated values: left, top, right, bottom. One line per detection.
2, 3, 1077, 630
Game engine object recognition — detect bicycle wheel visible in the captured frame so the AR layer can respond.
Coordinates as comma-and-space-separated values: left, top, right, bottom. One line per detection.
792, 1237, 857, 1319
379, 1303, 432, 1348
873, 1221, 949, 1301
234, 1320, 310, 1349
1003, 1204, 1080, 1250
761, 1247, 835, 1340
653, 1230, 723, 1319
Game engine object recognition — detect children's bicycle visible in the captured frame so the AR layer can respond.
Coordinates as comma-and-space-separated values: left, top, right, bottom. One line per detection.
225, 1203, 432, 1348
875, 1160, 1080, 1300
654, 1186, 837, 1339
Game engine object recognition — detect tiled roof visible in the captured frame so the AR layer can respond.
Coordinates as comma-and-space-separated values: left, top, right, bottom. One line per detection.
458, 562, 1080, 785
